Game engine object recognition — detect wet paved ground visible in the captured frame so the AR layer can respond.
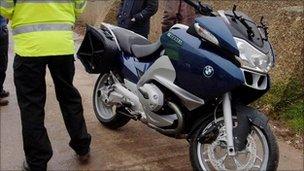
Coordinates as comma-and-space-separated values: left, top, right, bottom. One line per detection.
0, 34, 303, 170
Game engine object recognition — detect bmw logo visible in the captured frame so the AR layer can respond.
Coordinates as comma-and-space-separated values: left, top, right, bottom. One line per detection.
203, 65, 214, 78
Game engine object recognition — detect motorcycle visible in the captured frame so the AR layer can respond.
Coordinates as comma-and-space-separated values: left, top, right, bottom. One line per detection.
77, 0, 279, 170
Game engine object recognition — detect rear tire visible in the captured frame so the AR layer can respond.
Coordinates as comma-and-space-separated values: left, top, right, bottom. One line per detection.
93, 73, 130, 129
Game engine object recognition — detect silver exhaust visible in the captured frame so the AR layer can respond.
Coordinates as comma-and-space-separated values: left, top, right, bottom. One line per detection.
145, 101, 184, 136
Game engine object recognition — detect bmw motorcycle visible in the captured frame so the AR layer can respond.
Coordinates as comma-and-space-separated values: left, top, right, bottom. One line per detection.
77, 0, 279, 170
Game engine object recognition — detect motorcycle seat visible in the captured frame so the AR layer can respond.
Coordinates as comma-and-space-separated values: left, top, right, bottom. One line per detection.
111, 27, 150, 55
131, 40, 162, 58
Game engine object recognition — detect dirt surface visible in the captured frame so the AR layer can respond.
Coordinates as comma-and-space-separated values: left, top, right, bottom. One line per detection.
1, 34, 303, 170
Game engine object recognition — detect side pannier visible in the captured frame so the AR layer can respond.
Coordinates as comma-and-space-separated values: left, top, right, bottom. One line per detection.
77, 25, 120, 74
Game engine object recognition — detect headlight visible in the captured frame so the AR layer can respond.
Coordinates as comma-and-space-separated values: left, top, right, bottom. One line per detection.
234, 37, 274, 73
194, 23, 219, 46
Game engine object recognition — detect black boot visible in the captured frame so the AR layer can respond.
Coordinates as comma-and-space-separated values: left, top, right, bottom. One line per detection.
77, 148, 90, 164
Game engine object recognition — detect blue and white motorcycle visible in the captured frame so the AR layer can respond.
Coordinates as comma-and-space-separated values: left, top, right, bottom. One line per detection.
78, 0, 279, 170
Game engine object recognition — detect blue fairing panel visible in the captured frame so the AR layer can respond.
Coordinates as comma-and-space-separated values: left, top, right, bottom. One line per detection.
120, 55, 139, 83
120, 54, 155, 83
161, 29, 244, 99
195, 16, 239, 56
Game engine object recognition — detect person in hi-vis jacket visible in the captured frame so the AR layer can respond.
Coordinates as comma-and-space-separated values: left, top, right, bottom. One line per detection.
0, 1, 91, 170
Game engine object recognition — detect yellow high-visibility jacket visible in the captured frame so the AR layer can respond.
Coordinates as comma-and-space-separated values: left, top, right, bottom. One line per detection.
0, 0, 86, 57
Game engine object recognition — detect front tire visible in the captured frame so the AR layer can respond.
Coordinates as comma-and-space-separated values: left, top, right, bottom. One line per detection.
190, 117, 279, 171
93, 73, 130, 129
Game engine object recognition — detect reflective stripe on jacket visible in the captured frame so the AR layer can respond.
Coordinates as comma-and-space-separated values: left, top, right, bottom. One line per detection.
0, 0, 87, 57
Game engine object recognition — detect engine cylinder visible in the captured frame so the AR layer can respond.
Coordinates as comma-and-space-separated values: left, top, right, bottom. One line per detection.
139, 83, 164, 112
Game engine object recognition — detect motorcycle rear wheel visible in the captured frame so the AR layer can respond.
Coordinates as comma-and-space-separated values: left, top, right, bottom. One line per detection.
93, 73, 130, 129
189, 117, 279, 171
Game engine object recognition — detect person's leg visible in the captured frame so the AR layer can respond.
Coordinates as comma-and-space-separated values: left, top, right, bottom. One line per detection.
0, 26, 9, 96
48, 55, 91, 156
14, 55, 52, 170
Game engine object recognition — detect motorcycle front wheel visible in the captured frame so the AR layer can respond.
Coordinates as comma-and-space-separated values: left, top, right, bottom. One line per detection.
93, 73, 130, 129
190, 117, 279, 171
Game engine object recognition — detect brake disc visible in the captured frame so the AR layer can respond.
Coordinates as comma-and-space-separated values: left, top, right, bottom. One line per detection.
207, 127, 259, 170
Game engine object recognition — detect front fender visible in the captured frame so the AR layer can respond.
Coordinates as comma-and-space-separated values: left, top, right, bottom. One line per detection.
236, 105, 269, 129
233, 104, 269, 150
186, 104, 269, 140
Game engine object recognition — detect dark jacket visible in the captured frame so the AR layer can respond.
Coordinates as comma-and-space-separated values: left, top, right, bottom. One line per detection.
162, 0, 196, 33
117, 0, 158, 37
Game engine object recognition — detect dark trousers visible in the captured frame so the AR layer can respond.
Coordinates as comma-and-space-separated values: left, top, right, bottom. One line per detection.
0, 26, 8, 92
14, 55, 91, 170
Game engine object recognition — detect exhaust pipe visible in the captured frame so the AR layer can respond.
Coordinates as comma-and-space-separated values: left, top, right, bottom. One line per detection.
146, 101, 184, 137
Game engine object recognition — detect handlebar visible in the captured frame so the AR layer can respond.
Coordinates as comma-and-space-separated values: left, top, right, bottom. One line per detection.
183, 0, 214, 16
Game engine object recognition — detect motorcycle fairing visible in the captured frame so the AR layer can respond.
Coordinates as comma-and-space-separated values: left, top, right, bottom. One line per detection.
195, 16, 239, 56
223, 11, 272, 54
137, 55, 205, 111
161, 28, 244, 100
119, 54, 156, 83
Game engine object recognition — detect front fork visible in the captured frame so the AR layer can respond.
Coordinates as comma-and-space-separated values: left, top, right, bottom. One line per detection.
223, 92, 236, 156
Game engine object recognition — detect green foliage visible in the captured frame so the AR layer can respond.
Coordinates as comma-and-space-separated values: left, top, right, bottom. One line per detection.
273, 79, 303, 111
282, 99, 304, 133
257, 75, 304, 133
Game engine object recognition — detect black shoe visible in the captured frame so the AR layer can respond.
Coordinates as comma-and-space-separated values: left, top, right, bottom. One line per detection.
0, 99, 8, 106
77, 149, 90, 164
0, 90, 9, 98
22, 161, 31, 171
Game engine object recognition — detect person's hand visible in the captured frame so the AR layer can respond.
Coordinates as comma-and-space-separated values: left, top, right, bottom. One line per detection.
131, 18, 136, 22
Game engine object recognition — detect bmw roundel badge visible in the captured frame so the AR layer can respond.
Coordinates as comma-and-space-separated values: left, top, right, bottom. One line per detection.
203, 65, 214, 78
